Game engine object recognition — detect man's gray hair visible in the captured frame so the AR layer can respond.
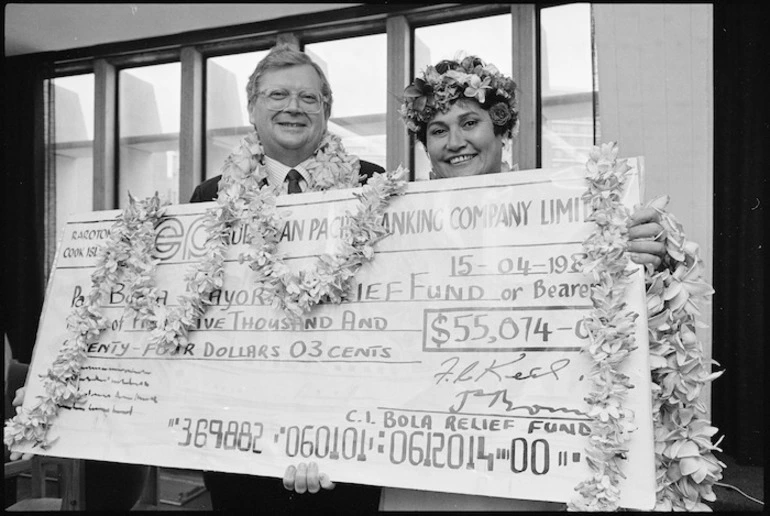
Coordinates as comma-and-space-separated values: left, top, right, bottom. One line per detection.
246, 44, 333, 118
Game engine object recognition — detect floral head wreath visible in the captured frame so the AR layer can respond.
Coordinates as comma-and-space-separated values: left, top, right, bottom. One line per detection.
399, 55, 519, 144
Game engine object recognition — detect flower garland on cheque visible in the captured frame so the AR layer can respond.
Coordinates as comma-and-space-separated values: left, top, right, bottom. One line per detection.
567, 143, 724, 511
3, 194, 170, 449
4, 131, 723, 511
3, 130, 407, 450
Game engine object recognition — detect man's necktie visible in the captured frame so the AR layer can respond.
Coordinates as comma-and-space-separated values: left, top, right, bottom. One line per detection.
286, 169, 302, 194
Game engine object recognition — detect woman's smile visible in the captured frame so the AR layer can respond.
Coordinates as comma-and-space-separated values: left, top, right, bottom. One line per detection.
448, 154, 477, 165
426, 100, 503, 179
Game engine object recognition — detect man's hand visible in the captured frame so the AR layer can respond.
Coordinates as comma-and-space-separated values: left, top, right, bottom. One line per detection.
283, 461, 335, 494
628, 206, 667, 268
8, 386, 34, 461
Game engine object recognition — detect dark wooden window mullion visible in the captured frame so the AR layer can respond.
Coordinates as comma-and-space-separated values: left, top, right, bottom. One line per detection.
277, 33, 300, 50
386, 15, 412, 176
180, 46, 204, 199
512, 4, 538, 171
93, 58, 117, 210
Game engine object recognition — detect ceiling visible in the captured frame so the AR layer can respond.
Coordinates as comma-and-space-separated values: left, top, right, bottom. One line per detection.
4, 3, 356, 56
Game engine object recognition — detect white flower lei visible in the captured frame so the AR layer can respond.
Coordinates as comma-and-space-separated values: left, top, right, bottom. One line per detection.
645, 197, 724, 511
568, 143, 724, 511
4, 137, 723, 512
4, 194, 177, 449
568, 143, 640, 510
4, 130, 407, 449
218, 131, 408, 317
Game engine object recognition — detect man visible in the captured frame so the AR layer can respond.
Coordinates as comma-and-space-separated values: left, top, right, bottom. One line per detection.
191, 44, 384, 201
189, 44, 383, 512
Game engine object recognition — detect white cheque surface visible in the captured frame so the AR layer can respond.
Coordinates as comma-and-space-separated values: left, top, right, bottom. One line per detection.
15, 162, 655, 508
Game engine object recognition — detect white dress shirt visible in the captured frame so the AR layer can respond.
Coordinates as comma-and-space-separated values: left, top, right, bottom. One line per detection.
264, 156, 312, 194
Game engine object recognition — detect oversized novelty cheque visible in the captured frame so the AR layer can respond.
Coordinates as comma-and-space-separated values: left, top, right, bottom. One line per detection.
10, 162, 656, 508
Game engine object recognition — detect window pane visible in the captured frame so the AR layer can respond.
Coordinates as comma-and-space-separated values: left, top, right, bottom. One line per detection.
413, 15, 513, 179
206, 50, 268, 179
53, 74, 94, 246
305, 34, 387, 169
118, 63, 180, 207
540, 3, 595, 169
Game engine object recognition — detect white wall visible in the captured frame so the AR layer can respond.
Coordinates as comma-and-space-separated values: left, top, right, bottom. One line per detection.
593, 4, 714, 412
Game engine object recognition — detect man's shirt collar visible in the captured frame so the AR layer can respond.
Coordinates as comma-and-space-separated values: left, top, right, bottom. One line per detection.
264, 156, 311, 193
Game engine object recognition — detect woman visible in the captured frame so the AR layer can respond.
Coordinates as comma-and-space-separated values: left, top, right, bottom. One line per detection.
377, 55, 668, 511
401, 55, 666, 267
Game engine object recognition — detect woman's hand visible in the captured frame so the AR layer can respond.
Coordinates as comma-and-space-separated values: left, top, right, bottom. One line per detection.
12, 385, 25, 406
283, 461, 335, 494
627, 206, 667, 268
8, 386, 34, 461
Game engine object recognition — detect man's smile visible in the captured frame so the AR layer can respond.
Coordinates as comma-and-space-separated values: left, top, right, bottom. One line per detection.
276, 120, 307, 128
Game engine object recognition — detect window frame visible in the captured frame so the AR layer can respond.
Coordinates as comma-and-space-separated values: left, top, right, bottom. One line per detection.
44, 3, 557, 255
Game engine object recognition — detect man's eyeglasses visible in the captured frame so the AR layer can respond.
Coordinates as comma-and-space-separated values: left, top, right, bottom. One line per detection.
256, 88, 326, 114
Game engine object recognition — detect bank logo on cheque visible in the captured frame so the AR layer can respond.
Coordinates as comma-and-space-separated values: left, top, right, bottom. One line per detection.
153, 215, 252, 262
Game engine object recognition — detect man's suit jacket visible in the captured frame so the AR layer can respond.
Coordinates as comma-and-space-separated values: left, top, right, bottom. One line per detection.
188, 158, 384, 512
189, 159, 384, 203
